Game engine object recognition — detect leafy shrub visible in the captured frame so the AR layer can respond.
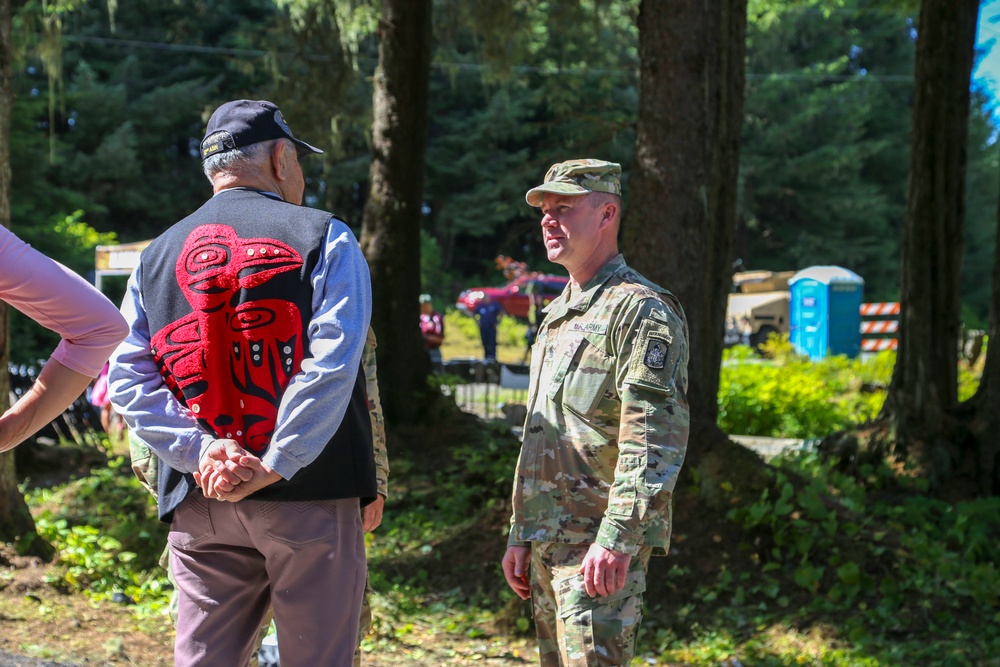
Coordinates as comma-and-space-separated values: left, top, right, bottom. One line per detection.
27, 457, 171, 612
445, 309, 480, 341
445, 309, 528, 349
720, 449, 1000, 665
718, 339, 897, 438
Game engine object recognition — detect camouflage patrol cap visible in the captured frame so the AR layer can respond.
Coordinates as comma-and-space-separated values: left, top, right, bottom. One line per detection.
525, 159, 622, 207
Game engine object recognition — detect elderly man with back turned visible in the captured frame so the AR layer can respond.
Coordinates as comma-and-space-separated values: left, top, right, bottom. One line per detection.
109, 99, 375, 667
501, 159, 690, 667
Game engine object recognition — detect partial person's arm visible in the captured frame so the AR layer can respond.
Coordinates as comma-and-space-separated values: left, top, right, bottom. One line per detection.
363, 326, 387, 532
0, 227, 128, 452
364, 327, 389, 500
261, 219, 372, 480
597, 297, 690, 555
108, 266, 217, 473
579, 297, 689, 597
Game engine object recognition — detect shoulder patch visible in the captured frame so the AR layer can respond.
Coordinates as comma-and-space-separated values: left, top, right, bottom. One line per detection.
626, 318, 679, 394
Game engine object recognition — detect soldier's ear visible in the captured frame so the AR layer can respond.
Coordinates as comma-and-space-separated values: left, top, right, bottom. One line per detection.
599, 200, 617, 228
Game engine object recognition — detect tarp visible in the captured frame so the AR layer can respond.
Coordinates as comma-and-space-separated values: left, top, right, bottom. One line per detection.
94, 239, 152, 289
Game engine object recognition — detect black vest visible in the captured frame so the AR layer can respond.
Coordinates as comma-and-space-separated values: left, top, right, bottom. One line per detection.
140, 189, 375, 522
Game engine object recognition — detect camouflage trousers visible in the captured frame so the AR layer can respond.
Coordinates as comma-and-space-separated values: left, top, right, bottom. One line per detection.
529, 542, 652, 667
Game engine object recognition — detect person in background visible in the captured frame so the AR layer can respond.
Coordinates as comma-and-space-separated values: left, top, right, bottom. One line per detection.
418, 293, 444, 371
501, 159, 690, 667
522, 281, 543, 364
474, 293, 502, 362
109, 99, 375, 667
0, 226, 128, 453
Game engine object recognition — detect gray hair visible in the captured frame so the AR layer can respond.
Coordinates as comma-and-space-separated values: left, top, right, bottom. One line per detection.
202, 137, 283, 181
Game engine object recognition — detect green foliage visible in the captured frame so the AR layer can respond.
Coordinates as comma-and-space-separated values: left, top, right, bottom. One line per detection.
445, 308, 480, 341
741, 1, 914, 299
715, 449, 1000, 666
26, 457, 170, 613
718, 340, 887, 438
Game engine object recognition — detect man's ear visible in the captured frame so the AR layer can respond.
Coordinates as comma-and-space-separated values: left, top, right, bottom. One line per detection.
272, 139, 290, 181
599, 201, 618, 228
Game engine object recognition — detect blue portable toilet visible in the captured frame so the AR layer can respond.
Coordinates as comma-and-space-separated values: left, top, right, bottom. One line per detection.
789, 266, 864, 360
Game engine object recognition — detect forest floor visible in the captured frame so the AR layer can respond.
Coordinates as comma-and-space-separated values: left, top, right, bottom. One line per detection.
0, 405, 742, 667
2, 348, 996, 666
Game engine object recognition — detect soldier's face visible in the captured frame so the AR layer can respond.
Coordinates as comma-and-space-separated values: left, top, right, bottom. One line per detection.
540, 193, 603, 271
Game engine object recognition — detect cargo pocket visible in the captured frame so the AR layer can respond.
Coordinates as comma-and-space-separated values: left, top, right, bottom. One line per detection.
167, 493, 216, 550
555, 567, 647, 667
259, 500, 340, 547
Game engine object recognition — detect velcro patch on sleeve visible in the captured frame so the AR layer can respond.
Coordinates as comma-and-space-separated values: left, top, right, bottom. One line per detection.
625, 318, 677, 394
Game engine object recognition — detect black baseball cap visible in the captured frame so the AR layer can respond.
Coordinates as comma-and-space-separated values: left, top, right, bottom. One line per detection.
200, 99, 323, 161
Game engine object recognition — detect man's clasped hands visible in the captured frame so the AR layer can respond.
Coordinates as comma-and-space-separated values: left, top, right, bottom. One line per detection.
193, 439, 282, 502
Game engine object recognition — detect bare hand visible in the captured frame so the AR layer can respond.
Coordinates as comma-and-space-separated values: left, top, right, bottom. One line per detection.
196, 439, 254, 496
579, 543, 631, 598
212, 454, 281, 502
363, 494, 385, 533
502, 546, 531, 600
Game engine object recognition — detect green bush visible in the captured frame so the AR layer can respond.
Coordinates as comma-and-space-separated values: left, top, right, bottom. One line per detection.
445, 309, 480, 341
27, 457, 171, 612
718, 338, 898, 438
718, 449, 1000, 666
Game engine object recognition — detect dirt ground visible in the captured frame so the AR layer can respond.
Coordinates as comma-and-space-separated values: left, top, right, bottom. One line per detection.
0, 543, 541, 667
0, 411, 791, 667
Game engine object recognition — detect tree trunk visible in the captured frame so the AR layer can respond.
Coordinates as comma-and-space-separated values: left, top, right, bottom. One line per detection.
883, 0, 978, 453
359, 0, 433, 425
0, 0, 44, 549
967, 166, 1000, 495
622, 0, 766, 502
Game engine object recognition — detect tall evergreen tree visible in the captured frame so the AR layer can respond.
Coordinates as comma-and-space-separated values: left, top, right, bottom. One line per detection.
882, 0, 979, 460
739, 3, 914, 298
622, 0, 770, 498
968, 177, 1000, 494
359, 0, 433, 423
0, 0, 48, 554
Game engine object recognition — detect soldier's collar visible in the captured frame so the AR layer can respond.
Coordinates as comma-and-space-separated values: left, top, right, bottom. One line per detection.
566, 254, 628, 311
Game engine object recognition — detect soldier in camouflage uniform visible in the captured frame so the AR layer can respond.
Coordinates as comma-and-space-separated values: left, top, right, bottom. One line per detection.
501, 159, 690, 667
130, 325, 389, 667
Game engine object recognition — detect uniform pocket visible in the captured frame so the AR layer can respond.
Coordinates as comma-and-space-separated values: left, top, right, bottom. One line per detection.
259, 500, 340, 547
555, 568, 648, 666
167, 494, 215, 550
561, 339, 613, 421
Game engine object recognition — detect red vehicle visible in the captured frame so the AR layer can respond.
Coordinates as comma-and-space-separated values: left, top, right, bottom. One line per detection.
456, 274, 569, 320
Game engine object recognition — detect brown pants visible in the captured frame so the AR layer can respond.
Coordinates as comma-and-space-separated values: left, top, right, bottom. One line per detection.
169, 493, 366, 667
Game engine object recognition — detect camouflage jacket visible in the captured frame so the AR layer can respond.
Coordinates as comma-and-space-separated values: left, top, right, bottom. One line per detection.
508, 255, 689, 556
362, 327, 389, 499
130, 326, 389, 500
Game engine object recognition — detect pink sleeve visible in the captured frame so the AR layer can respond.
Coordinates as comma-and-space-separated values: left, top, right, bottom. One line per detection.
0, 227, 129, 377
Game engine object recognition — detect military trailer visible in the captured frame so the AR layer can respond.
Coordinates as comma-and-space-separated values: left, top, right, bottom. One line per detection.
724, 270, 794, 349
